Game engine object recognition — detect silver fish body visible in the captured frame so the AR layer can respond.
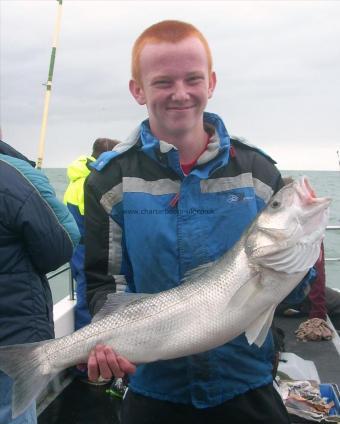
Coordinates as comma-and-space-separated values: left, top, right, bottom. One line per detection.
0, 176, 331, 417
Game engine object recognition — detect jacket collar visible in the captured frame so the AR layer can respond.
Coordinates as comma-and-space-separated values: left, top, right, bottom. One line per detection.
93, 112, 230, 178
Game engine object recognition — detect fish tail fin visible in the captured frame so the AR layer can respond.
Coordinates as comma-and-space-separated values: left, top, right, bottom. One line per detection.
0, 340, 56, 418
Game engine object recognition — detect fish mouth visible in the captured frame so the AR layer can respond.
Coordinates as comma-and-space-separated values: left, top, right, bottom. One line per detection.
247, 176, 331, 260
297, 176, 315, 200
258, 197, 330, 238
295, 177, 331, 210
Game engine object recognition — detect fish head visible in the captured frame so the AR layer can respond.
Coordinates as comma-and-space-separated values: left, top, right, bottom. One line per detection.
245, 176, 331, 273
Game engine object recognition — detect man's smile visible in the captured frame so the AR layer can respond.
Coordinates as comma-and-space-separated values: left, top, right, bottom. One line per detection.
166, 105, 195, 111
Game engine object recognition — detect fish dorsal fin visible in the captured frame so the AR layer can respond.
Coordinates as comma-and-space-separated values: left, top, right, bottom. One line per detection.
245, 305, 276, 347
92, 292, 150, 322
181, 262, 215, 284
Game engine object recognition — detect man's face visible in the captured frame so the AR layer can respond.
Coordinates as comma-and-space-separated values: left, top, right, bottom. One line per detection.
129, 37, 216, 142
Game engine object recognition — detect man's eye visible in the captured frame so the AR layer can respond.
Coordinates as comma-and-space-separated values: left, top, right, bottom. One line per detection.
188, 76, 203, 84
154, 80, 171, 86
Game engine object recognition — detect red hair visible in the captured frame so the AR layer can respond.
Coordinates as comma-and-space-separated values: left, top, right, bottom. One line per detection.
131, 20, 213, 84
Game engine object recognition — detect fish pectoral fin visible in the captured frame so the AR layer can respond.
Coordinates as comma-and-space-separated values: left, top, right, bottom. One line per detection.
93, 292, 151, 322
245, 305, 276, 347
227, 272, 261, 309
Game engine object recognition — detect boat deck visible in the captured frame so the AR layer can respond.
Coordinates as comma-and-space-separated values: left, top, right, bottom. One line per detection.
274, 316, 340, 386
38, 316, 340, 424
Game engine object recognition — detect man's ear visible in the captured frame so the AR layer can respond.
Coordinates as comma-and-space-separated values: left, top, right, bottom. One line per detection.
208, 71, 217, 99
129, 79, 146, 105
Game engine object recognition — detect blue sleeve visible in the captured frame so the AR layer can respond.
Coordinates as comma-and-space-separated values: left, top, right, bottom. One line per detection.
281, 267, 317, 306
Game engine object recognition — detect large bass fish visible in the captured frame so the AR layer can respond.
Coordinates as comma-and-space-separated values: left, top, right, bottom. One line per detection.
0, 177, 330, 417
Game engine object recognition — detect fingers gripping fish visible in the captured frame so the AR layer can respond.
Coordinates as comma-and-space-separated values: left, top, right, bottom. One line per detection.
0, 177, 331, 418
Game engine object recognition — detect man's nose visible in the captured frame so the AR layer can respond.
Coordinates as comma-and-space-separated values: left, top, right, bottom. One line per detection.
171, 82, 190, 102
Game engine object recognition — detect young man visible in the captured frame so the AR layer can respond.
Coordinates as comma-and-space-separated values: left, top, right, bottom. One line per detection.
64, 138, 118, 331
84, 20, 308, 423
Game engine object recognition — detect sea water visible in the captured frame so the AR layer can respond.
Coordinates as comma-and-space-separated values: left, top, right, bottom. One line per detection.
44, 168, 340, 303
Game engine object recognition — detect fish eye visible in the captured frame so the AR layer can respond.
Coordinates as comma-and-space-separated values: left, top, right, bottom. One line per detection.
271, 200, 281, 209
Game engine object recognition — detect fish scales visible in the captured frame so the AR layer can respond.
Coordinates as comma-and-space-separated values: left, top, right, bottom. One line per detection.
46, 242, 249, 370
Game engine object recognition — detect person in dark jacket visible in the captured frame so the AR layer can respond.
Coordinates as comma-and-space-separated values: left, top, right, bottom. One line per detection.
0, 140, 80, 423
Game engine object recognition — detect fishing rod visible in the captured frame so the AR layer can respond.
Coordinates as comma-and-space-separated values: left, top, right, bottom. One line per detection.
36, 0, 63, 169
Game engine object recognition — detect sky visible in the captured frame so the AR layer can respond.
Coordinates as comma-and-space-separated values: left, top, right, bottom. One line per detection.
1, 0, 340, 170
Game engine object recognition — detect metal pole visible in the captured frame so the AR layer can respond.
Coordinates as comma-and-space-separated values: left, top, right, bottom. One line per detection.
68, 266, 75, 301
36, 0, 63, 169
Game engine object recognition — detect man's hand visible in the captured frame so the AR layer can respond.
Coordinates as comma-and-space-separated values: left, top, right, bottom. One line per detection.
87, 344, 136, 382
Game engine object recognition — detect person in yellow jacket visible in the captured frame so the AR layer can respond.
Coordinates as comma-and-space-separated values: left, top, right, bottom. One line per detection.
64, 138, 118, 330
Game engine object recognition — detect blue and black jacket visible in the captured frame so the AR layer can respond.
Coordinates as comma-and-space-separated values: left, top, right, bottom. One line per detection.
84, 113, 313, 408
0, 141, 80, 345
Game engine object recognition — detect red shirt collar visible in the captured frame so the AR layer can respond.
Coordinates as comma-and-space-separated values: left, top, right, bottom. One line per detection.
180, 132, 211, 175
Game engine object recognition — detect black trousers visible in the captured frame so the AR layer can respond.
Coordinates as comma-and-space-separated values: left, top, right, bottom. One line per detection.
121, 383, 291, 424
